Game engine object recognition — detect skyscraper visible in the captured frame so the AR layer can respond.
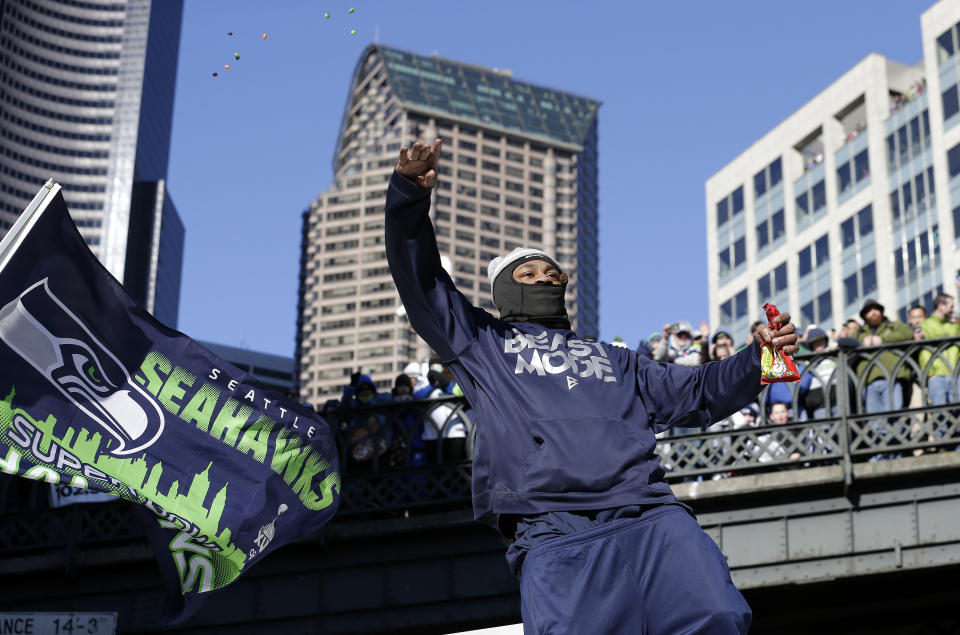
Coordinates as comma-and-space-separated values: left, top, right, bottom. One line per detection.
707, 0, 960, 339
297, 45, 600, 400
0, 0, 185, 326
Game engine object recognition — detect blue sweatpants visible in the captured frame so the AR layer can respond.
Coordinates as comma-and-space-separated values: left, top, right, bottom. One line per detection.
519, 505, 751, 634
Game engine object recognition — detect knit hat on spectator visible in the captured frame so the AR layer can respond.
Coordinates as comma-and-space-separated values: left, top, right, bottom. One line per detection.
859, 299, 884, 320
648, 331, 662, 342
393, 373, 413, 392
711, 326, 733, 344
740, 404, 759, 417
674, 320, 693, 336
806, 328, 828, 347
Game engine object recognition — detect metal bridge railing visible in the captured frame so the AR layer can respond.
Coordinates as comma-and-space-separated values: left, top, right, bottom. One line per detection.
657, 336, 960, 483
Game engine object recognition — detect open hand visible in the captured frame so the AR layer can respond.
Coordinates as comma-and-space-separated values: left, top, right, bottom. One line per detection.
754, 312, 798, 355
396, 139, 443, 188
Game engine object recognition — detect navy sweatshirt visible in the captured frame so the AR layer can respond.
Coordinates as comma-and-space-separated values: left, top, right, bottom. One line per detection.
385, 172, 763, 528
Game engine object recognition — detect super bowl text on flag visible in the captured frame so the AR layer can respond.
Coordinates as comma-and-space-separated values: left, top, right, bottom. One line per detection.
0, 182, 341, 623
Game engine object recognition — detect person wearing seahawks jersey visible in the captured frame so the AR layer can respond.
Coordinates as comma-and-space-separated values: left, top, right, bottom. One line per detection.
385, 139, 799, 635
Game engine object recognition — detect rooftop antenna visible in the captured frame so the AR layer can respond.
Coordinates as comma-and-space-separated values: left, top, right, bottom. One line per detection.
374, 25, 380, 43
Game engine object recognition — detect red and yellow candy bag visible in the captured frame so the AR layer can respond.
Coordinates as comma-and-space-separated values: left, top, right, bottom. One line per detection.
760, 303, 800, 384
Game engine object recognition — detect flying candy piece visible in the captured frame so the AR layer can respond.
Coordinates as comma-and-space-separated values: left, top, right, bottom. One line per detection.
262, 33, 267, 39
348, 7, 355, 13
234, 52, 240, 60
224, 64, 231, 69
212, 72, 218, 77
349, 29, 357, 35
227, 31, 233, 36
324, 12, 330, 18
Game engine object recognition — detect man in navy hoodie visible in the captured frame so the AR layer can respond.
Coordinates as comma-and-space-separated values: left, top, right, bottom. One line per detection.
385, 139, 798, 634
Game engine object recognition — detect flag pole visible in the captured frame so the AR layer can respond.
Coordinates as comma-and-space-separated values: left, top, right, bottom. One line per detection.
0, 179, 60, 273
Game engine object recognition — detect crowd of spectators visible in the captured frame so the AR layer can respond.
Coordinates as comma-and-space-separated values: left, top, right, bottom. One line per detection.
648, 294, 960, 476
889, 79, 926, 113
329, 362, 471, 473
329, 293, 960, 479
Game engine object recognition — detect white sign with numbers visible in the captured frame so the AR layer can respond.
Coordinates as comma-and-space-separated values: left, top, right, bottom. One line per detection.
0, 613, 117, 635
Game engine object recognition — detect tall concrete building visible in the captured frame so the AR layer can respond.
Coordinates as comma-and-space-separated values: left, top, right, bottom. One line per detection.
297, 45, 600, 399
0, 0, 185, 326
707, 0, 960, 340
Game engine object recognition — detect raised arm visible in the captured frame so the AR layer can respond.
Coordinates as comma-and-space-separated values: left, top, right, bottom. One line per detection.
638, 314, 797, 432
385, 139, 484, 361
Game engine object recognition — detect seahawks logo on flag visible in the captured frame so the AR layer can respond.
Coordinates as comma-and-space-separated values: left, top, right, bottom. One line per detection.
0, 278, 165, 456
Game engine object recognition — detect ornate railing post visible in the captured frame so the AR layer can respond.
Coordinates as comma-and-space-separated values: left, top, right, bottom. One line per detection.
837, 348, 854, 493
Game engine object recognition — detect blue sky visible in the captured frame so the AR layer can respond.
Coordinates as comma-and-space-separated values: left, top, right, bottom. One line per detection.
167, 0, 935, 357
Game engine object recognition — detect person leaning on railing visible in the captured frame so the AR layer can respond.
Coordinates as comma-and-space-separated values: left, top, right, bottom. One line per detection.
857, 299, 915, 413
339, 372, 393, 471
919, 292, 960, 408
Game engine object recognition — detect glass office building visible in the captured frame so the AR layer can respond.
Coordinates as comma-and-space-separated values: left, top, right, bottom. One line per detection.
0, 0, 185, 326
297, 45, 600, 399
707, 0, 960, 339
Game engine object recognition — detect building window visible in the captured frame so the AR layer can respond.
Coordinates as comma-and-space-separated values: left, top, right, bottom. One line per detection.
854, 149, 870, 182
796, 192, 809, 223
815, 234, 829, 267
719, 248, 731, 278
715, 185, 743, 228
754, 169, 766, 198
798, 232, 829, 279
798, 246, 812, 277
720, 299, 733, 325
817, 290, 832, 323
837, 162, 852, 196
756, 221, 769, 251
837, 145, 868, 200
858, 204, 873, 237
754, 157, 782, 199
842, 261, 876, 310
774, 262, 787, 292
716, 185, 747, 284
733, 237, 745, 267
771, 209, 785, 242
949, 142, 960, 179
841, 217, 855, 249
843, 273, 858, 306
801, 301, 815, 326
812, 180, 826, 211
732, 187, 744, 215
938, 27, 955, 64
862, 262, 877, 297
944, 86, 960, 122
735, 289, 748, 320
758, 273, 770, 300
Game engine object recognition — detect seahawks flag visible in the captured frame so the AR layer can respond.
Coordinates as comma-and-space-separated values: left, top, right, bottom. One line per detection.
0, 182, 340, 622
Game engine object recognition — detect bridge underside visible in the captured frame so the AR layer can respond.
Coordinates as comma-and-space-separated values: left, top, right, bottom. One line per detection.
2, 452, 960, 633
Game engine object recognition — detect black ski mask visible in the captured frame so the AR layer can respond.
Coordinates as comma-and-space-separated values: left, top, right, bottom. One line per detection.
492, 255, 571, 330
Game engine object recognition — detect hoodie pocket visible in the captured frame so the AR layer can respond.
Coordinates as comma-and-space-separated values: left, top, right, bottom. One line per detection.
520, 417, 640, 493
